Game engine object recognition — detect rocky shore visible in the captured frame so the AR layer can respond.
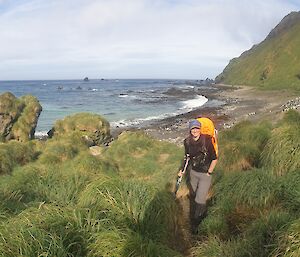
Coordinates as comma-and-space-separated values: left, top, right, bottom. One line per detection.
115, 84, 300, 146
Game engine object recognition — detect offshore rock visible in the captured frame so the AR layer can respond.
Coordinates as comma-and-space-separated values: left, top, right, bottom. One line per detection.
0, 92, 42, 142
48, 113, 111, 146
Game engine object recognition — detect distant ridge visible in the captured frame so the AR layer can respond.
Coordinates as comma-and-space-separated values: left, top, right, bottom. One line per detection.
216, 11, 300, 91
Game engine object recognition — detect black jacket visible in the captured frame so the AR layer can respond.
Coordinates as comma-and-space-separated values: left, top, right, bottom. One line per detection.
184, 134, 217, 173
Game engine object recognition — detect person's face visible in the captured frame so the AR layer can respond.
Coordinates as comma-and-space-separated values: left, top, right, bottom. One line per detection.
190, 127, 201, 138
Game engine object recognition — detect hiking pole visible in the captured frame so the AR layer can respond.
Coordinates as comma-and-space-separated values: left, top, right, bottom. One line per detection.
174, 154, 190, 198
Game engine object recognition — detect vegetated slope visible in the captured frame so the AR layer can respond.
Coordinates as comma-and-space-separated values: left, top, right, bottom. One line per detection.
216, 11, 300, 91
0, 128, 187, 257
0, 110, 299, 257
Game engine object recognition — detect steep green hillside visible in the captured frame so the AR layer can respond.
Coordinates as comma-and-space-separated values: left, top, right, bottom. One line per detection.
216, 11, 300, 91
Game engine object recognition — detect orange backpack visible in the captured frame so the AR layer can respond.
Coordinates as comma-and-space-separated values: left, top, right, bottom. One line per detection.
197, 117, 218, 157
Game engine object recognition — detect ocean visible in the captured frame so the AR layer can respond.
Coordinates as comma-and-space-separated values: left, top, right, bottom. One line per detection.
0, 79, 222, 136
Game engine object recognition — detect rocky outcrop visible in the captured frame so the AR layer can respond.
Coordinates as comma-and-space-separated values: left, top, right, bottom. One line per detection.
48, 113, 111, 146
0, 92, 42, 142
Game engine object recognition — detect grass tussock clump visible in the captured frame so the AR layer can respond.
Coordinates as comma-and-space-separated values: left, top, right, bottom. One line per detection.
192, 236, 251, 257
0, 141, 37, 175
198, 169, 282, 239
276, 169, 300, 213
272, 218, 300, 257
78, 177, 182, 255
218, 121, 272, 172
102, 131, 182, 185
68, 152, 119, 176
0, 205, 88, 257
193, 210, 294, 257
38, 135, 88, 164
50, 113, 111, 145
4, 157, 115, 207
261, 111, 300, 176
213, 169, 278, 209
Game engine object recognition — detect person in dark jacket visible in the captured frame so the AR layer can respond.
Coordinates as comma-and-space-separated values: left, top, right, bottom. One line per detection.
178, 119, 218, 234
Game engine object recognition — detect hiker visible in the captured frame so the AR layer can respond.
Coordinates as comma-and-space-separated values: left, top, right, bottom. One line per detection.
178, 119, 218, 234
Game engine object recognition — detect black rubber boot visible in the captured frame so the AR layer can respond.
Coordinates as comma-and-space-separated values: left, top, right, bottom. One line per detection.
191, 203, 207, 235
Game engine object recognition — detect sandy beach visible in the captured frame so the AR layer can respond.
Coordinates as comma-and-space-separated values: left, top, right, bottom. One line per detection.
113, 84, 299, 145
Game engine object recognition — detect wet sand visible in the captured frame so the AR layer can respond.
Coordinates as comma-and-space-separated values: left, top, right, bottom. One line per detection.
112, 84, 299, 145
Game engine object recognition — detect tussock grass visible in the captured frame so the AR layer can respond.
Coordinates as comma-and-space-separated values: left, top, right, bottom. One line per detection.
0, 141, 37, 174
68, 152, 119, 176
242, 210, 294, 256
213, 169, 278, 209
122, 231, 183, 257
78, 177, 182, 253
38, 136, 86, 164
218, 121, 272, 172
272, 218, 300, 257
276, 169, 300, 213
0, 176, 25, 215
5, 163, 97, 206
192, 236, 251, 257
87, 227, 129, 257
282, 109, 300, 125
199, 169, 281, 239
102, 131, 183, 186
1, 109, 299, 256
0, 205, 87, 257
78, 178, 159, 227
193, 211, 294, 257
261, 124, 300, 176
51, 113, 111, 145
198, 214, 230, 239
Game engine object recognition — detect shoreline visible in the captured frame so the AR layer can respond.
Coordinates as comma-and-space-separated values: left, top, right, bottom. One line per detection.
112, 84, 299, 145
34, 84, 299, 145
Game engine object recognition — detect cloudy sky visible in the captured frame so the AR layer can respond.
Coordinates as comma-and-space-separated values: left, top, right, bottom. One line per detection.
0, 0, 299, 80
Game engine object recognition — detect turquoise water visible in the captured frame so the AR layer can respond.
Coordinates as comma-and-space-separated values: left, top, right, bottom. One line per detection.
0, 79, 218, 134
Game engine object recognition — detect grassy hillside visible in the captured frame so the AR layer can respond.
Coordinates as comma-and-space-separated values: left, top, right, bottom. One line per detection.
216, 11, 300, 91
0, 110, 299, 256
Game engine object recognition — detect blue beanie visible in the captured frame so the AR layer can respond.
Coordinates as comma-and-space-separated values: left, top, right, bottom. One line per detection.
189, 119, 201, 130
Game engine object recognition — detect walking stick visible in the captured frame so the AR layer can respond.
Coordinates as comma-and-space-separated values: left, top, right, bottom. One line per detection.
174, 154, 190, 197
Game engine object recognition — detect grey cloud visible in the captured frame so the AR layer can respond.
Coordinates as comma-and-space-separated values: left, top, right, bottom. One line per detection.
0, 0, 298, 79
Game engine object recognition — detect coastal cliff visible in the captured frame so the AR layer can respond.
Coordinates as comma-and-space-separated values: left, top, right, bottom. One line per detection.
216, 11, 300, 91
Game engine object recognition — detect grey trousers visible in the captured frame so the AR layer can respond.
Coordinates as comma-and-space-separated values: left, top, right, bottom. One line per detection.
189, 169, 212, 204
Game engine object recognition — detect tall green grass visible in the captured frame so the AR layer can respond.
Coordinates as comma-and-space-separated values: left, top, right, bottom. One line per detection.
102, 131, 183, 187
0, 205, 88, 257
218, 121, 272, 172
261, 111, 300, 176
78, 177, 183, 255
193, 210, 294, 257
276, 169, 300, 213
1, 109, 299, 256
272, 218, 300, 257
0, 141, 37, 174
